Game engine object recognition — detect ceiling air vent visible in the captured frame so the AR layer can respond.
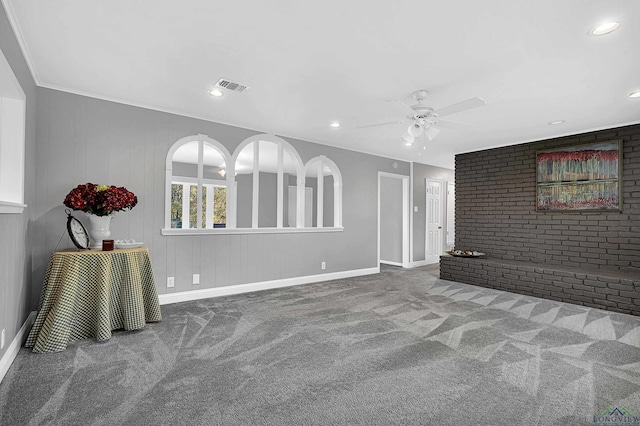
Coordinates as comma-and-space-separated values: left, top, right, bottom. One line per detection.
215, 78, 250, 93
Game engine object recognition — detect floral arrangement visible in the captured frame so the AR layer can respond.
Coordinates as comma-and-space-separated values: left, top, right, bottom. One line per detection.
64, 183, 138, 216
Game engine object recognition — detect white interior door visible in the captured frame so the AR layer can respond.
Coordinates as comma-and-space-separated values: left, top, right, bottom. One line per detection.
425, 179, 444, 264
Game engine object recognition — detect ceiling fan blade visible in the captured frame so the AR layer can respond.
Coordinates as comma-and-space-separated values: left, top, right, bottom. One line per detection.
425, 126, 440, 141
434, 97, 486, 117
434, 118, 476, 129
385, 99, 415, 114
357, 120, 404, 129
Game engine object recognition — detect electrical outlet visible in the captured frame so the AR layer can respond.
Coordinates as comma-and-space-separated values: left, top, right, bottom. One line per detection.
193, 274, 200, 285
321, 261, 326, 270
167, 277, 175, 288
1, 328, 5, 350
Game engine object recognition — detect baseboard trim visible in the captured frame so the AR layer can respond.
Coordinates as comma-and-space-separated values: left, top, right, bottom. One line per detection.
0, 311, 36, 384
409, 260, 430, 268
158, 266, 380, 305
380, 260, 403, 267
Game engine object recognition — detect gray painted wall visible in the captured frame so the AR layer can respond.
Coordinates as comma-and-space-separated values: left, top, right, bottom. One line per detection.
380, 176, 403, 264
33, 88, 410, 298
412, 162, 454, 262
0, 4, 37, 361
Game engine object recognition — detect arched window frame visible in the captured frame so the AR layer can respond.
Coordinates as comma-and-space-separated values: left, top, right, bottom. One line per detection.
164, 134, 232, 230
229, 134, 306, 229
162, 133, 343, 235
305, 155, 343, 228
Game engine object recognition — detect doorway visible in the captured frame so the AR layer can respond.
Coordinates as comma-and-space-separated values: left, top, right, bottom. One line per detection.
425, 179, 444, 264
378, 172, 409, 268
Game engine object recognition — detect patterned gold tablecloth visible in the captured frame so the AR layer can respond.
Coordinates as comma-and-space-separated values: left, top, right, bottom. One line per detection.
25, 247, 162, 353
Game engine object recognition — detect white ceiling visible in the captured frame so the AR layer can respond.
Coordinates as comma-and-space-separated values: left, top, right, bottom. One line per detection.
4, 0, 640, 169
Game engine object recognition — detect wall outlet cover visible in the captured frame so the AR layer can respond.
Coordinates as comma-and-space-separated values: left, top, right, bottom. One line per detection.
167, 277, 175, 288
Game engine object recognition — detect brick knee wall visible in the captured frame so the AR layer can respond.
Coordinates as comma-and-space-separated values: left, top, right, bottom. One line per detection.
440, 256, 640, 316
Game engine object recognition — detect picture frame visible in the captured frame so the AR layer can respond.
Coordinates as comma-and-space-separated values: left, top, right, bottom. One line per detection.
536, 140, 622, 212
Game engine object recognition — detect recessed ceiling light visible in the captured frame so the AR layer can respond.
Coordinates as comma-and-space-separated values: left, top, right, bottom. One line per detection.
548, 120, 566, 125
329, 121, 341, 128
629, 91, 640, 99
591, 21, 620, 36
208, 88, 224, 97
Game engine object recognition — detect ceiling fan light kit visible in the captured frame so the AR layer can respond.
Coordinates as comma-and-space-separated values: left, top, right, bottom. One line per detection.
408, 122, 423, 137
401, 134, 414, 146
359, 89, 486, 149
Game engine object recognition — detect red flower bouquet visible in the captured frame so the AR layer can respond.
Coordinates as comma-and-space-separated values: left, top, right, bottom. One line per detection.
64, 183, 138, 216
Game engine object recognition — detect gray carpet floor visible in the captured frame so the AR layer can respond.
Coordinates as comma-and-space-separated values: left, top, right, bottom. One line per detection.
1, 265, 640, 426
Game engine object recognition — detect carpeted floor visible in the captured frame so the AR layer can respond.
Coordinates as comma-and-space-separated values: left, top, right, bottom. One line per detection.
1, 265, 639, 425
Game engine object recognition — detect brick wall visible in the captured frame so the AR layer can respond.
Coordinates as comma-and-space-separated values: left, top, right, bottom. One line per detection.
441, 123, 640, 314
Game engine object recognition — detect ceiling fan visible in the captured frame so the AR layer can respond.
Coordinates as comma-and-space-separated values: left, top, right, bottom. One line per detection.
359, 90, 486, 146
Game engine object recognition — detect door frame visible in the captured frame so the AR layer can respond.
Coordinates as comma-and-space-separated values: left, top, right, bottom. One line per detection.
425, 178, 445, 264
378, 172, 410, 268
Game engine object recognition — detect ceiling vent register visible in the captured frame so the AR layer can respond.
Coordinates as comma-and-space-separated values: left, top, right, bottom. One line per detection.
215, 78, 250, 93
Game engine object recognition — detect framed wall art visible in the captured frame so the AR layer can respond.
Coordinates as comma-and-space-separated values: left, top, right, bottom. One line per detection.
536, 140, 622, 212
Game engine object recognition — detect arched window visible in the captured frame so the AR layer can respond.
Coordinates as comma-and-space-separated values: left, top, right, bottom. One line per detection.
164, 134, 232, 229
305, 156, 343, 228
231, 134, 306, 228
163, 133, 343, 234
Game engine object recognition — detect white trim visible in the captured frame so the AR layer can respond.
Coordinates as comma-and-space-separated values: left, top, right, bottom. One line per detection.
158, 266, 380, 305
408, 260, 430, 268
425, 178, 445, 265
380, 260, 403, 267
251, 140, 260, 228
161, 226, 344, 235
402, 176, 409, 268
0, 201, 26, 214
276, 143, 284, 228
1, 0, 41, 83
409, 162, 414, 263
0, 311, 36, 384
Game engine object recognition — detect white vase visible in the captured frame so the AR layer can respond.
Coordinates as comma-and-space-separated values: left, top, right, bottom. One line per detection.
86, 214, 113, 249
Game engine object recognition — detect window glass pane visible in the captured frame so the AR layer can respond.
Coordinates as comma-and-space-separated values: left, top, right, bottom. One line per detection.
172, 141, 198, 178
258, 141, 278, 227
323, 171, 334, 227
235, 142, 255, 228
214, 187, 226, 227
203, 142, 226, 179
189, 184, 198, 228
171, 183, 183, 228
283, 150, 298, 227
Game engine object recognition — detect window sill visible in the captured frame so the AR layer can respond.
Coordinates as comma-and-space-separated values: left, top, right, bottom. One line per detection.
161, 227, 344, 236
0, 201, 27, 214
